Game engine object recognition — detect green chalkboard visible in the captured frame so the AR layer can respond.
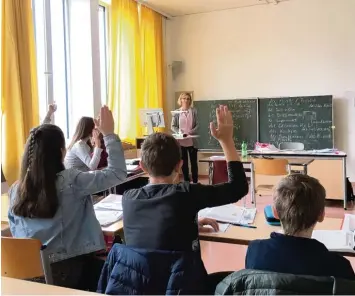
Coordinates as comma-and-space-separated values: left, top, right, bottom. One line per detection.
194, 99, 258, 150
259, 95, 333, 149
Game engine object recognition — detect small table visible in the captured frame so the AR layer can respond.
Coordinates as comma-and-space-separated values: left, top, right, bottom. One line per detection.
249, 150, 348, 209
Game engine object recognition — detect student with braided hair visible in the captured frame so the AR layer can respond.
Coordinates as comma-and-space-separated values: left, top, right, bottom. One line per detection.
8, 106, 127, 291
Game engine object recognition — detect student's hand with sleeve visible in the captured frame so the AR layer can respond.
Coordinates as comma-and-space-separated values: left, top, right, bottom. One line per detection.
94, 106, 114, 136
43, 102, 57, 124
198, 218, 219, 233
210, 105, 239, 162
92, 129, 102, 148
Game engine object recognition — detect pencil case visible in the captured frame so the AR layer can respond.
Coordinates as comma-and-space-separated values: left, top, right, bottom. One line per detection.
264, 205, 281, 226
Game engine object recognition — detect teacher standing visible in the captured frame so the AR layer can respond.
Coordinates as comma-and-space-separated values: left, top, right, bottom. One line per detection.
171, 92, 199, 183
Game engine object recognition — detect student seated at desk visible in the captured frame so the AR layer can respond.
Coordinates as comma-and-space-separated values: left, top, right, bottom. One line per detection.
8, 106, 127, 291
65, 116, 103, 171
245, 174, 355, 280
97, 106, 249, 295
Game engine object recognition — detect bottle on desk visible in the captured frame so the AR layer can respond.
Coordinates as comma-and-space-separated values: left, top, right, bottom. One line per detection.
241, 141, 248, 158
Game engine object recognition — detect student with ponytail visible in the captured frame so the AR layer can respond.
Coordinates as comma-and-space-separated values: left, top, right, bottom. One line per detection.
8, 106, 127, 291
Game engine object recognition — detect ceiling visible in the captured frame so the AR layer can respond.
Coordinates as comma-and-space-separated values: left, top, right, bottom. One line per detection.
142, 0, 290, 17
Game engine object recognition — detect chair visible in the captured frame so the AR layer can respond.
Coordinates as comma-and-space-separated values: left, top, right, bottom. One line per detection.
279, 142, 312, 175
1, 237, 53, 284
253, 158, 289, 195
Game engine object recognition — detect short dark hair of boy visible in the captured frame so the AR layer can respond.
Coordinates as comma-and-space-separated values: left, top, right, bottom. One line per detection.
141, 133, 181, 177
273, 174, 326, 235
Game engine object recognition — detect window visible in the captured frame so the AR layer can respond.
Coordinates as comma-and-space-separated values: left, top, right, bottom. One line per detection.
32, 0, 108, 139
99, 5, 108, 106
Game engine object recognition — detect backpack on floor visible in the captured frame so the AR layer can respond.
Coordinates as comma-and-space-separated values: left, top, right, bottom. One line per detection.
346, 178, 354, 202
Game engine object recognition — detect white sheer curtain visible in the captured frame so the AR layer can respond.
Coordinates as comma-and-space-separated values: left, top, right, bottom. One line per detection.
32, 0, 103, 139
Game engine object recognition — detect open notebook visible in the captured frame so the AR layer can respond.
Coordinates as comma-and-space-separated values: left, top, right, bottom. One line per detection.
312, 214, 355, 253
199, 204, 256, 225
94, 194, 123, 226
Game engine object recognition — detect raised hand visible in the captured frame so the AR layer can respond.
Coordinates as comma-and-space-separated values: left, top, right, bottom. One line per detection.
48, 102, 57, 115
92, 129, 101, 148
94, 106, 114, 136
210, 105, 234, 143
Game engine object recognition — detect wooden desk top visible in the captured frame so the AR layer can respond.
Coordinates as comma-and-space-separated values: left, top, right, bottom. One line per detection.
249, 151, 347, 159
1, 277, 98, 295
102, 220, 123, 236
199, 157, 252, 164
199, 213, 342, 245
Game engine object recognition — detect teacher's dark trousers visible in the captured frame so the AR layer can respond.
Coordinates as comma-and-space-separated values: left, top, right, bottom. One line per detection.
181, 146, 198, 183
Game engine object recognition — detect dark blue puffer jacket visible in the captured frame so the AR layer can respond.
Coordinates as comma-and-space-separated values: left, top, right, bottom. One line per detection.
97, 244, 208, 295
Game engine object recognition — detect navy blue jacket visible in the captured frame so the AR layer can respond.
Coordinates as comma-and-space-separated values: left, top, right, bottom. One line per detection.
246, 232, 355, 280
97, 244, 208, 295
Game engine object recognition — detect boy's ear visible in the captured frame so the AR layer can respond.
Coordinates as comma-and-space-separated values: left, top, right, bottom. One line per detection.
175, 160, 183, 172
272, 206, 279, 219
139, 161, 148, 174
318, 210, 325, 223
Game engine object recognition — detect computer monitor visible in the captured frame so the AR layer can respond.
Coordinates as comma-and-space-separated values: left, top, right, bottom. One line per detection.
139, 108, 165, 135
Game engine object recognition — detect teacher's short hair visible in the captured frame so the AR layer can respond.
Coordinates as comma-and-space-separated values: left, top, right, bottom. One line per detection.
177, 92, 193, 107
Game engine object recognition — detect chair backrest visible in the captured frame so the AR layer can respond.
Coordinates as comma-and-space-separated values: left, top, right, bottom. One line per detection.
279, 142, 305, 150
1, 237, 44, 280
253, 158, 288, 176
215, 269, 355, 295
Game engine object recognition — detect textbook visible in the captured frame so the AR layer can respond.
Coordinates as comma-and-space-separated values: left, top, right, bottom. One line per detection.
312, 214, 355, 253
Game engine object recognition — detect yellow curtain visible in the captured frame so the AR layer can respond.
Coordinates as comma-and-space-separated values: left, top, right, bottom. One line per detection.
108, 0, 165, 142
1, 0, 39, 185
140, 5, 165, 132
108, 0, 141, 144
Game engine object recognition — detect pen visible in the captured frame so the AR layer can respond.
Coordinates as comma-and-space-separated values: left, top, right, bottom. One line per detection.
216, 221, 257, 229
230, 223, 257, 229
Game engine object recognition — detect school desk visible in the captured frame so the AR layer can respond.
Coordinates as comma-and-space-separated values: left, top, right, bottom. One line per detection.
200, 151, 347, 209
199, 213, 355, 258
1, 277, 99, 295
249, 150, 347, 209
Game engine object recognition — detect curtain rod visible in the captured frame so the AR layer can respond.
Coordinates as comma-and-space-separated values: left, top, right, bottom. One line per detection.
134, 0, 173, 19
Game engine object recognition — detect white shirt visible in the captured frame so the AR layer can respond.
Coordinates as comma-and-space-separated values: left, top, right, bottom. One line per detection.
64, 140, 103, 171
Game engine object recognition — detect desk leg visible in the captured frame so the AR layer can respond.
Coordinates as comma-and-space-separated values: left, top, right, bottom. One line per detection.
209, 162, 214, 185
250, 162, 256, 207
343, 158, 347, 210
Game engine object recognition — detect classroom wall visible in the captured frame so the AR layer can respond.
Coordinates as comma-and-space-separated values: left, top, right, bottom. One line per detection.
165, 0, 355, 181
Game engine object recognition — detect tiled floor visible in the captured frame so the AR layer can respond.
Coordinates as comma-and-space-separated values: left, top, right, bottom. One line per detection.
199, 181, 355, 273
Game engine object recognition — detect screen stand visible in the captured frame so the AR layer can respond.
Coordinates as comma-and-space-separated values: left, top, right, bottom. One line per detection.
147, 115, 154, 135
